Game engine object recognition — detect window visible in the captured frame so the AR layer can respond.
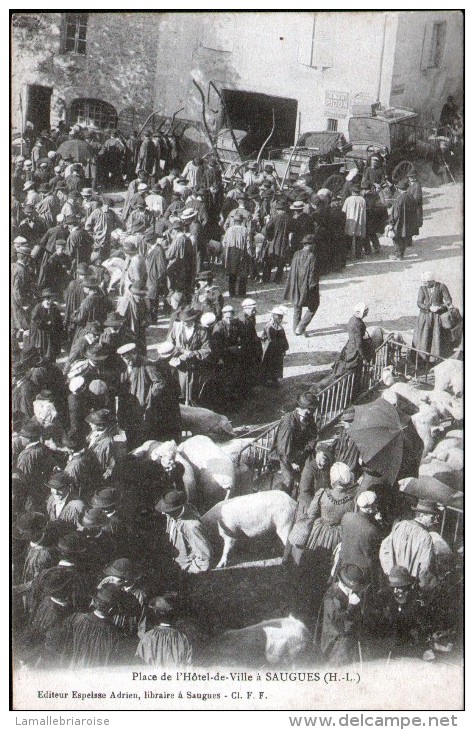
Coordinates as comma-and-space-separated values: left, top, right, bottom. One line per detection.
62, 13, 88, 55
69, 98, 118, 130
327, 118, 338, 131
429, 21, 446, 68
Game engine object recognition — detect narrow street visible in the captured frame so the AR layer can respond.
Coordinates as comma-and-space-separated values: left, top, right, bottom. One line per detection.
146, 175, 463, 429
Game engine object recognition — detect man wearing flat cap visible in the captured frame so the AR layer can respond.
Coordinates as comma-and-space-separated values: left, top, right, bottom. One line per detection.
379, 499, 442, 590
271, 392, 319, 496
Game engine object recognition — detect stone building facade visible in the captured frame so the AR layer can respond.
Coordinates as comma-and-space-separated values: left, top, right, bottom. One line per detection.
11, 12, 160, 134
12, 11, 463, 149
154, 10, 463, 145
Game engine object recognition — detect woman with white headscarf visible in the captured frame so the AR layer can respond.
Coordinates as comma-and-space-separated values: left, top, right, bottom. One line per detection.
413, 272, 453, 359
333, 303, 373, 394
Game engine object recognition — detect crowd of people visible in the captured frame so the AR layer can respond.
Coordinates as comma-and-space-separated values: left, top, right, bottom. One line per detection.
11, 118, 462, 671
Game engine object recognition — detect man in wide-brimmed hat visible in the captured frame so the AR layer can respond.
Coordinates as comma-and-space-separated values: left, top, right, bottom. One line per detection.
379, 499, 442, 590
28, 532, 90, 617
47, 583, 132, 668
315, 563, 369, 666
374, 566, 436, 658
155, 490, 212, 574
85, 409, 128, 479
70, 278, 108, 348
169, 305, 212, 405
271, 391, 319, 496
45, 471, 85, 526
62, 431, 103, 501
165, 218, 195, 306
261, 197, 293, 283
389, 177, 419, 260
28, 288, 63, 360
136, 593, 192, 668
222, 209, 252, 296
284, 233, 320, 336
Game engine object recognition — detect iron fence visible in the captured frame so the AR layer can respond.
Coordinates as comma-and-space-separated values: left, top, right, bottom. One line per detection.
237, 337, 451, 484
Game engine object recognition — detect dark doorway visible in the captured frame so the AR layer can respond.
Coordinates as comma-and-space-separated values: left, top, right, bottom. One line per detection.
26, 85, 53, 133
222, 89, 298, 155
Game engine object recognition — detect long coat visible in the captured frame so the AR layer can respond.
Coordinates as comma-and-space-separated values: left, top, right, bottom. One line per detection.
222, 224, 251, 278
170, 322, 212, 403
12, 261, 36, 330
390, 190, 419, 238
146, 243, 168, 299
264, 211, 293, 258
314, 583, 361, 665
284, 244, 320, 310
413, 282, 453, 359
28, 302, 63, 360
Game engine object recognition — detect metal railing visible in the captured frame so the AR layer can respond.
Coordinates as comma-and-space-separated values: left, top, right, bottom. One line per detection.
237, 337, 453, 486
384, 339, 448, 383
440, 505, 463, 550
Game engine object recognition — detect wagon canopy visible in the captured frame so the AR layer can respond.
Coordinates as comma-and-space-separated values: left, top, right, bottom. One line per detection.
293, 131, 344, 155
348, 109, 417, 154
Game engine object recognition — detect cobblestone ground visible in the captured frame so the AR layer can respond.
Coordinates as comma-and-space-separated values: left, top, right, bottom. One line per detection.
143, 173, 462, 430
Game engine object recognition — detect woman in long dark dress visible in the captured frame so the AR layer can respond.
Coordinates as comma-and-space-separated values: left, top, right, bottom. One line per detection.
413, 272, 453, 360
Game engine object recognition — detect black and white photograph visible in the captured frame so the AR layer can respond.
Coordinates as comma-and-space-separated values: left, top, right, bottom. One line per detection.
10, 9, 464, 714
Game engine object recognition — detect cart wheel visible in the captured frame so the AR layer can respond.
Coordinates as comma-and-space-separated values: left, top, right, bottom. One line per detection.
323, 173, 345, 198
392, 160, 415, 183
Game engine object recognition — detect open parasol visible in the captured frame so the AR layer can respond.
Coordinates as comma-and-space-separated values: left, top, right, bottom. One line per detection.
57, 138, 93, 164
348, 398, 409, 485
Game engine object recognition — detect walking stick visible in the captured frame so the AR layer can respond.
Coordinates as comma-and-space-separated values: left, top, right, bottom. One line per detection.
19, 93, 24, 157
358, 640, 364, 671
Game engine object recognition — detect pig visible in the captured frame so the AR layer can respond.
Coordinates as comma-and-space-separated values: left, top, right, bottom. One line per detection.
427, 390, 463, 422
411, 402, 445, 457
218, 437, 255, 464
202, 490, 296, 569
211, 615, 310, 667
178, 435, 236, 509
425, 446, 463, 471
431, 359, 463, 397
180, 404, 235, 440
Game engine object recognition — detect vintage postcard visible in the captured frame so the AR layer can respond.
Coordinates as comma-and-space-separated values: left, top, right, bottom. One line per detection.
10, 9, 464, 714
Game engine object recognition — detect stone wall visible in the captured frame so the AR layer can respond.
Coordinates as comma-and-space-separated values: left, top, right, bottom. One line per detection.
12, 12, 160, 130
